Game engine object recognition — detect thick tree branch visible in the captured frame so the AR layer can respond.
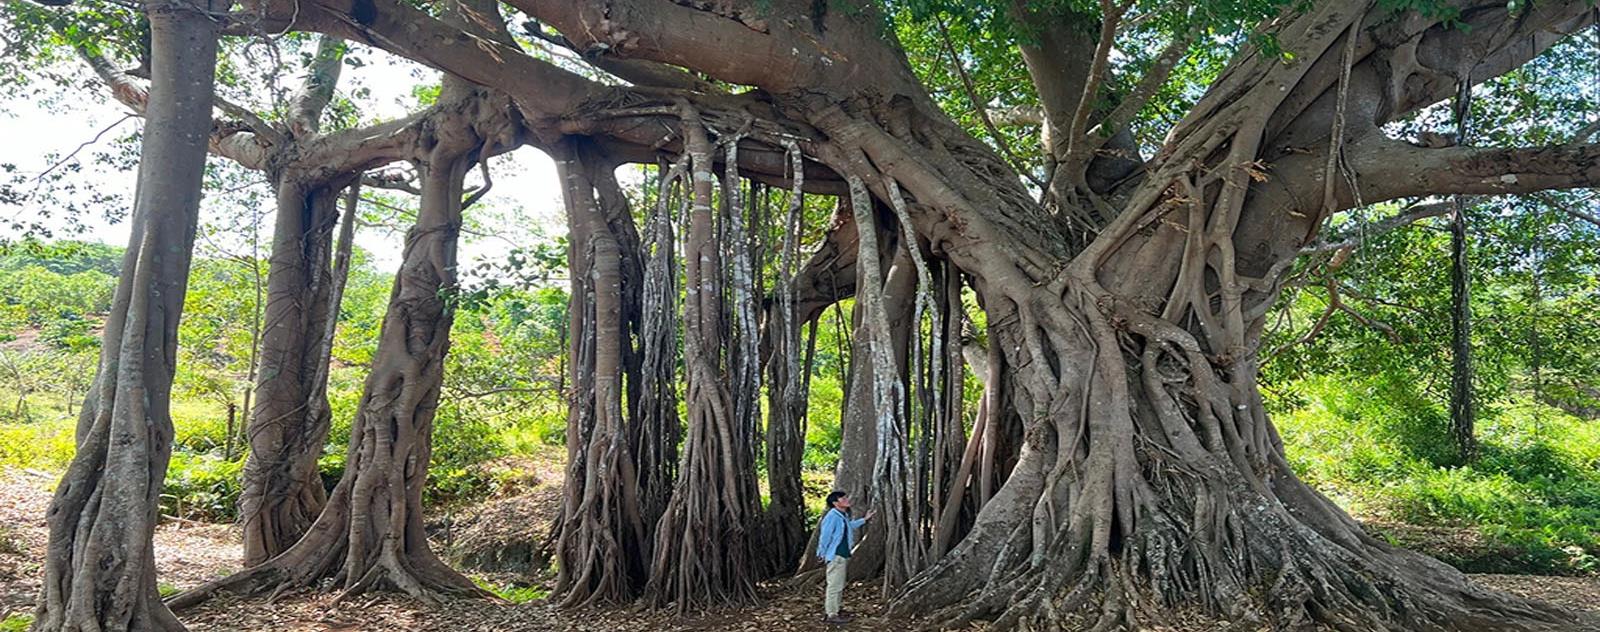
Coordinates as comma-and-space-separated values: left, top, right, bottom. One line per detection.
213, 96, 284, 146
1574, 118, 1600, 144
77, 45, 275, 168
1084, 20, 1196, 153
270, 0, 603, 128
1061, 0, 1136, 172
1011, 1, 1094, 160
520, 19, 719, 92
514, 0, 925, 99
1354, 137, 1600, 202
287, 34, 346, 137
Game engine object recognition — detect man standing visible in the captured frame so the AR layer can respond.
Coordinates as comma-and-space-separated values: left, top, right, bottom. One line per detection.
816, 491, 873, 624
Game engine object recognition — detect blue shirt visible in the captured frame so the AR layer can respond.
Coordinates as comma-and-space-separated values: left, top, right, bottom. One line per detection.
816, 508, 867, 563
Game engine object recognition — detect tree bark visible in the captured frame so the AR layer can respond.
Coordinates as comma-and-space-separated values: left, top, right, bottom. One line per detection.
642, 106, 762, 613
549, 138, 650, 607
238, 177, 350, 566
237, 34, 355, 566
34, 3, 221, 630
169, 77, 517, 608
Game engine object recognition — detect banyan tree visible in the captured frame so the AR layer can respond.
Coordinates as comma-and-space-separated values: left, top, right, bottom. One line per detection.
26, 0, 1600, 630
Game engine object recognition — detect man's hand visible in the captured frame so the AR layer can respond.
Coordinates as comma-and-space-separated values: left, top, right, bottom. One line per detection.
864, 510, 876, 521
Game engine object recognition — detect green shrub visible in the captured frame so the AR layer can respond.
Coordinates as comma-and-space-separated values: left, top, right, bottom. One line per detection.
471, 577, 547, 603
426, 404, 508, 504
171, 399, 233, 453
0, 614, 33, 632
39, 312, 97, 350
502, 402, 566, 452
802, 377, 844, 472
1275, 376, 1600, 576
0, 415, 76, 471
162, 453, 245, 522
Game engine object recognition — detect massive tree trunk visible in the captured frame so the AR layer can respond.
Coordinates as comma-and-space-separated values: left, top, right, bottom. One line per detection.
548, 138, 650, 607
239, 176, 355, 566
169, 78, 517, 608
34, 3, 221, 630
238, 35, 357, 566
885, 4, 1596, 628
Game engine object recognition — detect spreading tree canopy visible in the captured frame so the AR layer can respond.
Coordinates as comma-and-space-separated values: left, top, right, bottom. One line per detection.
9, 0, 1600, 630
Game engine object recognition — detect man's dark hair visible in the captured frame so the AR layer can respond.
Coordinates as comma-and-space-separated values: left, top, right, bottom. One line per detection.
825, 491, 847, 510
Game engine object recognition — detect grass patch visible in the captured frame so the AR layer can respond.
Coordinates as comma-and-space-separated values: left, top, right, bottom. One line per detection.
162, 452, 245, 522
0, 411, 75, 472
0, 614, 33, 632
170, 399, 233, 453
472, 577, 547, 603
1275, 376, 1600, 575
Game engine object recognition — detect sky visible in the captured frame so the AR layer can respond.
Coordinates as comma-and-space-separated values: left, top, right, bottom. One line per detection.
0, 43, 567, 274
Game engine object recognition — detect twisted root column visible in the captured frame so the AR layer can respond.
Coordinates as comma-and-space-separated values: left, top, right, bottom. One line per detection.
169, 87, 513, 610
549, 138, 650, 607
239, 174, 356, 567
34, 4, 221, 630
892, 3, 1593, 629
761, 142, 812, 576
643, 106, 761, 612
633, 155, 686, 548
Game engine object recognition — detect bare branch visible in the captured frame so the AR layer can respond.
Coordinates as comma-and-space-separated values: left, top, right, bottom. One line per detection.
1574, 117, 1600, 144
461, 159, 494, 209
1300, 201, 1455, 255
519, 19, 718, 92
287, 35, 347, 137
75, 45, 275, 167
31, 114, 134, 185
1530, 191, 1600, 229
992, 105, 1044, 127
1337, 302, 1401, 344
1338, 281, 1427, 316
212, 96, 286, 147
934, 15, 1043, 190
1264, 274, 1399, 362
362, 173, 421, 194
1061, 0, 1137, 171
1263, 278, 1340, 363
1085, 17, 1196, 153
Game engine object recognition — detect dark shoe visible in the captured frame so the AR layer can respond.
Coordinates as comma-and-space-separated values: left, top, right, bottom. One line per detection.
822, 615, 851, 625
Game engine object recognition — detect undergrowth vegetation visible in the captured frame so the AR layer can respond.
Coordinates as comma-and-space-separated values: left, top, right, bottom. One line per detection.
1274, 376, 1600, 575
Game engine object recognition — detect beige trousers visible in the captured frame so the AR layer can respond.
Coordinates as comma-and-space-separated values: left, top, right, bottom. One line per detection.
824, 556, 849, 616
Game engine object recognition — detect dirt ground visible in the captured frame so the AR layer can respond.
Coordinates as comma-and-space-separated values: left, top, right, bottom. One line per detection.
3, 469, 1597, 631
